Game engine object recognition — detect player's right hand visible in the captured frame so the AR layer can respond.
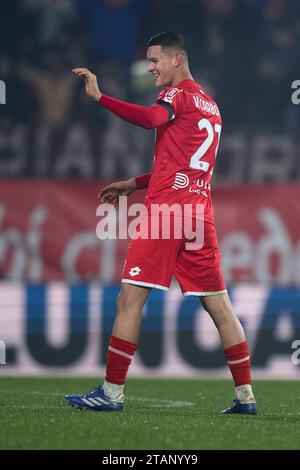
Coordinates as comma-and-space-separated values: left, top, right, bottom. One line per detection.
72, 68, 102, 101
98, 179, 137, 205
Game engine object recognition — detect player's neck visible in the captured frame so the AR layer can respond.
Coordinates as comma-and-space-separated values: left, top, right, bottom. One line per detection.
171, 70, 193, 87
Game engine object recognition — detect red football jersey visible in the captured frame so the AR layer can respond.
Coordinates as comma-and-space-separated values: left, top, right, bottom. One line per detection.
145, 79, 222, 222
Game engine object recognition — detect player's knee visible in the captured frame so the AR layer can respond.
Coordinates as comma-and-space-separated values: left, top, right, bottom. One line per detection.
216, 308, 236, 326
116, 291, 139, 316
204, 303, 235, 327
202, 294, 233, 316
213, 304, 233, 317
116, 292, 126, 314
202, 300, 231, 316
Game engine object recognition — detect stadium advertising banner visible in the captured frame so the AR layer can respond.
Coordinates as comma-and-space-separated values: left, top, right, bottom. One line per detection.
0, 181, 300, 377
1, 282, 300, 377
0, 180, 300, 284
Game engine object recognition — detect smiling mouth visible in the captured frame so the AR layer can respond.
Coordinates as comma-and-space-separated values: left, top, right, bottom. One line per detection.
153, 73, 159, 80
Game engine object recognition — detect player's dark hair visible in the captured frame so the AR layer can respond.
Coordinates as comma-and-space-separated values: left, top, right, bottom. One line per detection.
147, 32, 188, 56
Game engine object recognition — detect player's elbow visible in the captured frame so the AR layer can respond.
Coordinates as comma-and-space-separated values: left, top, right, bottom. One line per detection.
141, 121, 157, 129
141, 107, 167, 129
142, 115, 164, 129
130, 116, 155, 129
139, 113, 156, 129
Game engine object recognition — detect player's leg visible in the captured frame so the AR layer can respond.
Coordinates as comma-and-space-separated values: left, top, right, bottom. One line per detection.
200, 293, 257, 414
200, 292, 245, 349
175, 220, 256, 414
112, 283, 151, 344
65, 283, 150, 411
102, 283, 151, 402
65, 213, 182, 411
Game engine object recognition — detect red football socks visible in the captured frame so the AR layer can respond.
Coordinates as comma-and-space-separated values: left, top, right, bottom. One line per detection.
105, 336, 138, 385
224, 341, 252, 387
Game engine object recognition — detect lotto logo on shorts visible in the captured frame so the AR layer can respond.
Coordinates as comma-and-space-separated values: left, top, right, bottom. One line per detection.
129, 266, 141, 277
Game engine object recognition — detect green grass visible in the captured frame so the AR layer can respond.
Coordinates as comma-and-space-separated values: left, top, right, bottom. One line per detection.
0, 377, 299, 450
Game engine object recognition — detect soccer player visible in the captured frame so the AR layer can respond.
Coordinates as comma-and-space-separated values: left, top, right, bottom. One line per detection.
65, 32, 257, 415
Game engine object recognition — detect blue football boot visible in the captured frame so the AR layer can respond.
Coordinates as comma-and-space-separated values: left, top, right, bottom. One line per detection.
64, 386, 124, 412
221, 398, 257, 415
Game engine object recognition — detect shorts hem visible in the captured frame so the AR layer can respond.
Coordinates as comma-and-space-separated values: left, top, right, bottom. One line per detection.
183, 289, 227, 297
121, 279, 169, 291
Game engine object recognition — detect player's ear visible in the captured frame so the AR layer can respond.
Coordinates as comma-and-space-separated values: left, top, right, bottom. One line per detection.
173, 52, 183, 68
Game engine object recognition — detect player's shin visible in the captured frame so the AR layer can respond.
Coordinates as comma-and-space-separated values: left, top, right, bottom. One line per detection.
224, 341, 255, 403
103, 335, 138, 400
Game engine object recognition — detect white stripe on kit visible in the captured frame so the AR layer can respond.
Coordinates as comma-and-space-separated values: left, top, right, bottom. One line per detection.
109, 346, 133, 360
121, 279, 169, 290
227, 355, 250, 365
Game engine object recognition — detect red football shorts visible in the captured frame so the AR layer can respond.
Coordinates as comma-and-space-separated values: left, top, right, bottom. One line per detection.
122, 213, 227, 296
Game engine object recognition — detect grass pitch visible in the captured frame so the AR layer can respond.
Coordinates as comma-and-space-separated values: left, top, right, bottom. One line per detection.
0, 377, 299, 450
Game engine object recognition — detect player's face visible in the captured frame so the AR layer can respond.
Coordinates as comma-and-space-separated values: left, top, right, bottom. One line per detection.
147, 45, 177, 87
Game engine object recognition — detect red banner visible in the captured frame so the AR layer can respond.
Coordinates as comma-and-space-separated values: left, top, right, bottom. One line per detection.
0, 180, 299, 284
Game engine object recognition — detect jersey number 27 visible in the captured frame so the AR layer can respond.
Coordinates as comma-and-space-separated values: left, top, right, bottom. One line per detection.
189, 118, 221, 172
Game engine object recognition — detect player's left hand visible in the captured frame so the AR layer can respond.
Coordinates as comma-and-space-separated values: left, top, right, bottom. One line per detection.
72, 68, 102, 101
98, 179, 137, 205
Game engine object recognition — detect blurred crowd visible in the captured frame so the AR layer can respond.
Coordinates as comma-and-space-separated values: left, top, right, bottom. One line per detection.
0, 0, 299, 179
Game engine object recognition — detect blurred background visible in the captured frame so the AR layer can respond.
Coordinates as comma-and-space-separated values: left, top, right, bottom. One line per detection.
0, 0, 299, 378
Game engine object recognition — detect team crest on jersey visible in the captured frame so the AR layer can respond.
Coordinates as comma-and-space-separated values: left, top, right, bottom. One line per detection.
172, 172, 189, 190
162, 87, 183, 104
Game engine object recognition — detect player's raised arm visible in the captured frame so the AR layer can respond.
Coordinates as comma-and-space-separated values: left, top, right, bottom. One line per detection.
72, 68, 169, 129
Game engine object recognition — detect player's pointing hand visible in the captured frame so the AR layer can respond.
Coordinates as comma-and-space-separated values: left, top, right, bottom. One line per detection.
72, 68, 102, 101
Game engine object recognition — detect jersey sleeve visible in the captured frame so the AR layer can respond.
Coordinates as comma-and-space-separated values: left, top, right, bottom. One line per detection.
155, 87, 184, 121
99, 95, 169, 128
